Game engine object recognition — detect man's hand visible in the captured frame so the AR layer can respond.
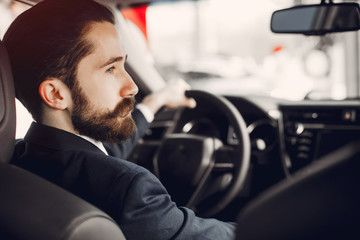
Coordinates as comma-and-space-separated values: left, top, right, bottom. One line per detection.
141, 79, 197, 115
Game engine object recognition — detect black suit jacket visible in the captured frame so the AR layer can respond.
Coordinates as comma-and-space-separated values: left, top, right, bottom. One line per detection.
12, 109, 235, 239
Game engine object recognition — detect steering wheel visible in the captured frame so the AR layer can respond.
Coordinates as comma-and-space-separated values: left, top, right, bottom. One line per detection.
153, 90, 251, 217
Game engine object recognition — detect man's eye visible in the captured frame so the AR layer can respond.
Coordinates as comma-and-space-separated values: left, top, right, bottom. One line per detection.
106, 67, 115, 74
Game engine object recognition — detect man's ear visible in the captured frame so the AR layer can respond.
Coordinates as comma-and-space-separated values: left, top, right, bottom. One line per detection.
38, 79, 71, 110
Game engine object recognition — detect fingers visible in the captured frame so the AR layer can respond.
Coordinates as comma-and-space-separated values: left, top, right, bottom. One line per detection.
164, 78, 197, 109
186, 97, 197, 109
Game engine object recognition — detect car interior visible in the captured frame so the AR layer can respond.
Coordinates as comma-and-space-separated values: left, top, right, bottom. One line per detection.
2, 0, 360, 239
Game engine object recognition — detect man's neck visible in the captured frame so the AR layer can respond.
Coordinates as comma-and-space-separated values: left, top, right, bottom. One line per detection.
40, 118, 109, 155
41, 108, 109, 155
41, 108, 76, 135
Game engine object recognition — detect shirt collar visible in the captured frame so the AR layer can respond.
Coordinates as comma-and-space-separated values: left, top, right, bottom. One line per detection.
75, 134, 109, 155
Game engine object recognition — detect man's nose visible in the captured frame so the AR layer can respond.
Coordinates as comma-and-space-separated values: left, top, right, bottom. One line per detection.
119, 73, 138, 98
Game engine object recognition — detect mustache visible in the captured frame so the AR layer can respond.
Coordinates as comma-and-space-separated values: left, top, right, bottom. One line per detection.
106, 97, 136, 119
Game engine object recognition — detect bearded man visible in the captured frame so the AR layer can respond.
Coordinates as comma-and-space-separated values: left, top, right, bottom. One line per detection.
4, 0, 235, 239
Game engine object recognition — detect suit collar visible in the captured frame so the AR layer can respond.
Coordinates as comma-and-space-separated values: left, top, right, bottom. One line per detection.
76, 134, 109, 155
24, 122, 105, 154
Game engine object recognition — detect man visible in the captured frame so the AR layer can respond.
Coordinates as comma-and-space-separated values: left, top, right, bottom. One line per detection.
4, 0, 235, 239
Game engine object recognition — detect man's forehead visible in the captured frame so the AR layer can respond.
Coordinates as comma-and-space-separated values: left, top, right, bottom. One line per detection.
84, 21, 126, 62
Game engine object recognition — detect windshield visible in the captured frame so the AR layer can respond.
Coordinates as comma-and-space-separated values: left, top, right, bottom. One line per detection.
123, 0, 354, 100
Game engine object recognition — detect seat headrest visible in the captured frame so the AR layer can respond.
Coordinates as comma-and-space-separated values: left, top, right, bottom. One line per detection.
0, 39, 16, 163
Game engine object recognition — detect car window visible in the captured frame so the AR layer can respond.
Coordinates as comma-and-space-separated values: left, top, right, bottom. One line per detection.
123, 0, 351, 101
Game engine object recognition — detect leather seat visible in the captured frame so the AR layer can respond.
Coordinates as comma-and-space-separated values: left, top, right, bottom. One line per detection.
236, 140, 360, 240
0, 39, 126, 240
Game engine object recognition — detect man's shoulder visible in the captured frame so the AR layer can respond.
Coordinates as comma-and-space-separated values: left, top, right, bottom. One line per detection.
81, 149, 148, 176
13, 137, 149, 181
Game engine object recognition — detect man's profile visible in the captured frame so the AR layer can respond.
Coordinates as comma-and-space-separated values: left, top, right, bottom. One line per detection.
4, 0, 235, 239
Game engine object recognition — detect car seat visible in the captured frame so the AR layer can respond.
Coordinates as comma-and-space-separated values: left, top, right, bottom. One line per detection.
236, 139, 360, 239
0, 39, 126, 240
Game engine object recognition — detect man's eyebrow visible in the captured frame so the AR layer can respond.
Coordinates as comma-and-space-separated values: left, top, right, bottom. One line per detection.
100, 55, 128, 68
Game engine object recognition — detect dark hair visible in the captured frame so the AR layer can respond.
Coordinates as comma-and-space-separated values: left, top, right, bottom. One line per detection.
3, 0, 115, 121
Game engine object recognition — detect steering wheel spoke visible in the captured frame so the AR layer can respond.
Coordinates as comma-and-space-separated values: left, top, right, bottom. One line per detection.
213, 146, 239, 172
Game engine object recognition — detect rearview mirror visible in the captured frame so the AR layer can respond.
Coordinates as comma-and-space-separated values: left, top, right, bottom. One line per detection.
271, 3, 360, 35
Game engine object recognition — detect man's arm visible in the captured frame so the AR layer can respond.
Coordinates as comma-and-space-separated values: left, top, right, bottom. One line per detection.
112, 165, 236, 240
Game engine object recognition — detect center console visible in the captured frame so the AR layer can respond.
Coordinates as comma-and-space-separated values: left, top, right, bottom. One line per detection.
279, 101, 360, 174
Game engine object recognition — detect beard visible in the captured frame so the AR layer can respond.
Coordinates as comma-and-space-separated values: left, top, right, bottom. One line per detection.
70, 82, 137, 143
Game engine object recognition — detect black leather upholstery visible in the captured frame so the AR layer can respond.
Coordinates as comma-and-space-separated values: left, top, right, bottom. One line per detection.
236, 141, 360, 240
0, 40, 125, 240
0, 38, 16, 164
